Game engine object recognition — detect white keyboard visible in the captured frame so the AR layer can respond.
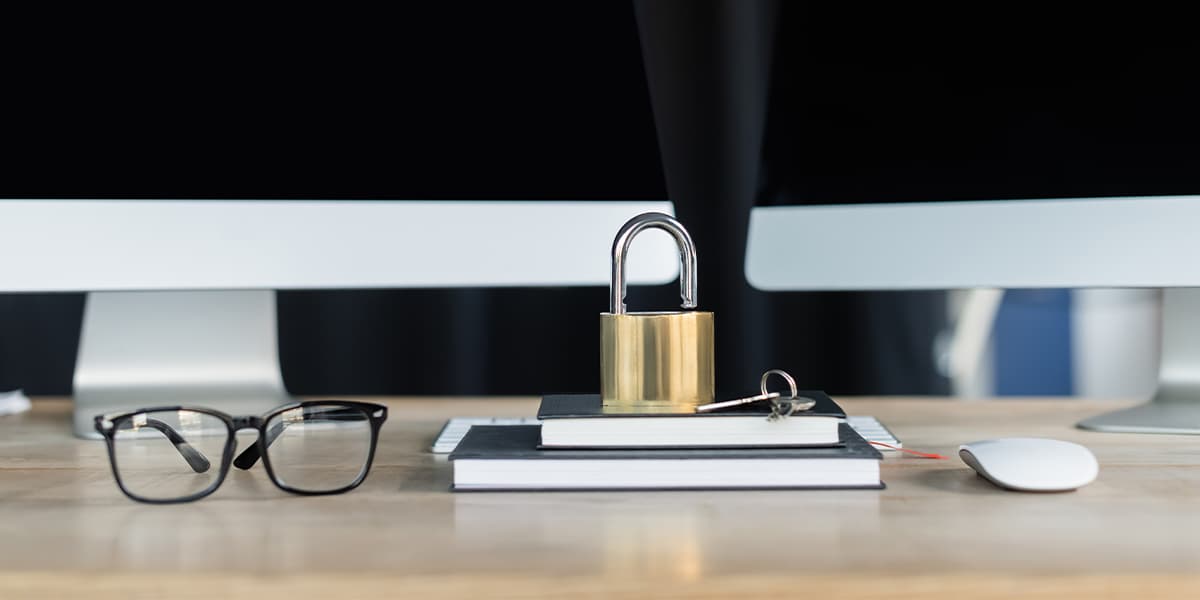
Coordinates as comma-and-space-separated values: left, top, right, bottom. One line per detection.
845, 416, 902, 451
431, 415, 902, 453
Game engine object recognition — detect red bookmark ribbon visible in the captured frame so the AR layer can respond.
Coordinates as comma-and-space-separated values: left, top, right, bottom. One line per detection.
869, 441, 948, 459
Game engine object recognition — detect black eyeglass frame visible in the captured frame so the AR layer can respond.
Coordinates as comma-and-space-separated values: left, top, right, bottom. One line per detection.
94, 400, 388, 504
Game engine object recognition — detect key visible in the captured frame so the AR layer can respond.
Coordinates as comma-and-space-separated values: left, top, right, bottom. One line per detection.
695, 368, 817, 419
695, 391, 781, 413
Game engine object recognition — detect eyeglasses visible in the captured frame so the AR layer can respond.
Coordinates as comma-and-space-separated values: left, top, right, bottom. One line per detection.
94, 401, 387, 503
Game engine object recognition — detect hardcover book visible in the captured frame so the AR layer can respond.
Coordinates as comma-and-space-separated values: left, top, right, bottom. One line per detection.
537, 392, 845, 448
450, 423, 883, 491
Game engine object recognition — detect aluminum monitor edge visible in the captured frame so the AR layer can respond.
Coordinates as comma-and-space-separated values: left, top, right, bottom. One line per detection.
0, 200, 678, 292
746, 195, 1200, 290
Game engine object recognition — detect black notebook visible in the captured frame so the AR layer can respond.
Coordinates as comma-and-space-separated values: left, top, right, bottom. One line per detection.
537, 393, 845, 448
449, 423, 882, 491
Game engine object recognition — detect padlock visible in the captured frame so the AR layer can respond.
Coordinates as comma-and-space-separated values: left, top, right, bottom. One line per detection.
600, 212, 715, 412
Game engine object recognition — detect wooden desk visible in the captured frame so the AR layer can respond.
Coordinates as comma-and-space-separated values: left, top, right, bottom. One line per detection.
1, 397, 1198, 599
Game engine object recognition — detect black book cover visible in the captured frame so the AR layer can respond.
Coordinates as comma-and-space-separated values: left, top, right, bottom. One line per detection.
450, 423, 880, 462
537, 392, 846, 420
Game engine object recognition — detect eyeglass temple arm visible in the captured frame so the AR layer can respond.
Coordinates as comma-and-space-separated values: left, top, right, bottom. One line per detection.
143, 418, 212, 473
232, 408, 370, 470
233, 420, 285, 470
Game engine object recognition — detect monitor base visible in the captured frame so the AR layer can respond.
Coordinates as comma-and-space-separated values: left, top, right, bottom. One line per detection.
73, 290, 290, 438
1077, 397, 1200, 434
1077, 288, 1200, 435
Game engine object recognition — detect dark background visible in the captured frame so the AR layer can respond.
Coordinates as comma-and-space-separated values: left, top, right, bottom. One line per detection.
3, 2, 1197, 397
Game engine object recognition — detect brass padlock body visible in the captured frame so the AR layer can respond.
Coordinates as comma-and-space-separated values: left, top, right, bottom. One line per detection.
600, 310, 715, 412
599, 212, 715, 413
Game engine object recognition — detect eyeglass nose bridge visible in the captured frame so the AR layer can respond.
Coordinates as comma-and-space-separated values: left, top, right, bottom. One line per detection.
231, 415, 263, 430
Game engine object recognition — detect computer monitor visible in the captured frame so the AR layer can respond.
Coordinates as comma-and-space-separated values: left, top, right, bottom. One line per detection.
737, 5, 1200, 433
745, 197, 1200, 433
0, 200, 678, 437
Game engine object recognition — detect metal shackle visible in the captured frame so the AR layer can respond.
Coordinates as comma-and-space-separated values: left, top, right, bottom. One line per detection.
609, 212, 698, 315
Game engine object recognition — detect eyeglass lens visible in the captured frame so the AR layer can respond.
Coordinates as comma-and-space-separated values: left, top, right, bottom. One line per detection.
264, 405, 373, 493
111, 409, 229, 502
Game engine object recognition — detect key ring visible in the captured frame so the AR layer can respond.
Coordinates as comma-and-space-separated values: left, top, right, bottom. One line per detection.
761, 369, 816, 420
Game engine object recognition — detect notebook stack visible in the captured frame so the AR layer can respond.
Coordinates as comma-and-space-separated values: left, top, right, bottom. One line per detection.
449, 392, 884, 491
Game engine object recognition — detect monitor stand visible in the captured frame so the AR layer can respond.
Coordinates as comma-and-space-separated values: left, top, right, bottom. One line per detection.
1078, 288, 1200, 434
72, 290, 290, 438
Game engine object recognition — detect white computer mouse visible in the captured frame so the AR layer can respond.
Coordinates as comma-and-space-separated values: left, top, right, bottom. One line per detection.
958, 437, 1098, 492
